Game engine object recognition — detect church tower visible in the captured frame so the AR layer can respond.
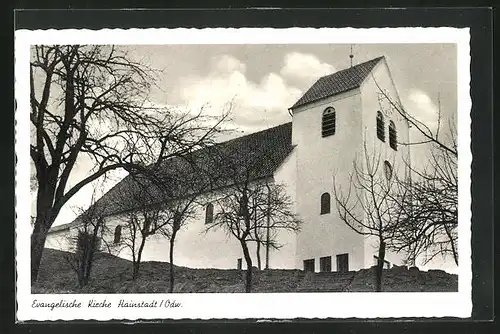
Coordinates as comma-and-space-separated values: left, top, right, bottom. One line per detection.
289, 56, 410, 272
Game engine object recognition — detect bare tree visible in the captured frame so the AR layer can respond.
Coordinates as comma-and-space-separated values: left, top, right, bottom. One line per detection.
205, 145, 301, 293
156, 156, 206, 293
375, 82, 458, 266
252, 182, 300, 270
30, 45, 228, 282
65, 192, 109, 287
333, 143, 405, 292
390, 143, 458, 266
111, 152, 209, 286
160, 199, 198, 293
374, 79, 457, 157
114, 176, 172, 280
208, 181, 300, 292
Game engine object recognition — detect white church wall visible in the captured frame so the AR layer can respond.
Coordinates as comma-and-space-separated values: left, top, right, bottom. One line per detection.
45, 228, 75, 251
292, 89, 367, 272
100, 193, 257, 270
160, 178, 298, 270
271, 149, 298, 269
46, 175, 300, 270
359, 58, 412, 268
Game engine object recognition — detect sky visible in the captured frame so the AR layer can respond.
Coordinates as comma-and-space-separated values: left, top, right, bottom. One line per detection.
38, 44, 458, 270
128, 43, 457, 135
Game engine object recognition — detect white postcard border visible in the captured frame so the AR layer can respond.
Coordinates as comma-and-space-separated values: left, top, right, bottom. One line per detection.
15, 27, 472, 321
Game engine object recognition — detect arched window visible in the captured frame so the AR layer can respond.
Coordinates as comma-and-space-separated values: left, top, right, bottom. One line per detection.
322, 107, 336, 137
376, 111, 385, 142
113, 225, 122, 244
320, 192, 331, 215
205, 203, 214, 225
384, 160, 393, 180
389, 121, 397, 150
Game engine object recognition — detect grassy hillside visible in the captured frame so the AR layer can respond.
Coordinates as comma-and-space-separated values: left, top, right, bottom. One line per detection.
33, 248, 458, 293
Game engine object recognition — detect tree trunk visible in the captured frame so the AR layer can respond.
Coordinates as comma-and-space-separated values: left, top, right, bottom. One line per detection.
256, 241, 261, 270
240, 240, 253, 293
133, 235, 147, 280
82, 242, 91, 287
375, 240, 386, 292
265, 226, 270, 270
31, 215, 52, 283
265, 183, 271, 270
132, 261, 141, 280
253, 203, 261, 270
444, 224, 458, 266
168, 231, 177, 293
82, 223, 101, 286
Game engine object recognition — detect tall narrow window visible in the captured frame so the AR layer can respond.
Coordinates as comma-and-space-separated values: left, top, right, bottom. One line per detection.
320, 192, 331, 215
389, 121, 397, 150
376, 111, 385, 142
113, 225, 122, 244
322, 107, 336, 137
237, 258, 242, 270
384, 160, 393, 181
205, 203, 214, 224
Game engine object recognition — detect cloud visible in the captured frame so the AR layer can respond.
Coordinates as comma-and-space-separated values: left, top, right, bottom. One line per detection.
405, 89, 440, 133
280, 52, 336, 85
211, 54, 247, 74
177, 55, 302, 133
403, 89, 455, 169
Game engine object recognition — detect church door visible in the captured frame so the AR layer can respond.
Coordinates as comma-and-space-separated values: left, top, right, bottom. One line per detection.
336, 254, 349, 273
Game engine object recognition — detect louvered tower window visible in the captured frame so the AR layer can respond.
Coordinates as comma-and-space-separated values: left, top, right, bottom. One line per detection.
376, 111, 385, 142
322, 107, 336, 137
389, 121, 398, 151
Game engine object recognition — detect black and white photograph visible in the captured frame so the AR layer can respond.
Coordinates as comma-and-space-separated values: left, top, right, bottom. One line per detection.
15, 27, 471, 320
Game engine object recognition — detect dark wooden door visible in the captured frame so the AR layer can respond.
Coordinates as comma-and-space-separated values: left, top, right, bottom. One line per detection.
336, 253, 349, 273
320, 256, 332, 272
303, 259, 315, 272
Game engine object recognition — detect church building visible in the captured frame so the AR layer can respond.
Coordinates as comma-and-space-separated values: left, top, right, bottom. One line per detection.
46, 56, 411, 273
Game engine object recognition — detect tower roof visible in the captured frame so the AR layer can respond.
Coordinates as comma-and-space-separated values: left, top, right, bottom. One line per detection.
290, 56, 384, 110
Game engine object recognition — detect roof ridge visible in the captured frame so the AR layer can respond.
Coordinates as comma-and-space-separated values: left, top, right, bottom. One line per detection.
319, 56, 384, 81
215, 121, 292, 146
290, 56, 385, 110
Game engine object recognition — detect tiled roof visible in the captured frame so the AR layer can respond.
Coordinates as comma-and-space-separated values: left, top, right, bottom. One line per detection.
290, 56, 384, 110
48, 222, 74, 233
49, 122, 294, 232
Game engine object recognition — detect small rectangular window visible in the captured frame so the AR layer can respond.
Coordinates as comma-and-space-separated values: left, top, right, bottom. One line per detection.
303, 259, 315, 272
320, 256, 332, 272
237, 258, 242, 270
